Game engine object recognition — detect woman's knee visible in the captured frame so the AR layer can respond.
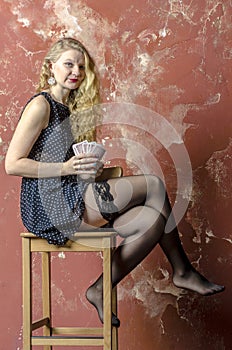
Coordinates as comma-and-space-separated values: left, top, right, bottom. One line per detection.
113, 205, 164, 238
145, 174, 166, 195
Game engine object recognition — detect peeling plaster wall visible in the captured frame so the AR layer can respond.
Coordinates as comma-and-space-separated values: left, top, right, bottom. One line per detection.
1, 1, 232, 349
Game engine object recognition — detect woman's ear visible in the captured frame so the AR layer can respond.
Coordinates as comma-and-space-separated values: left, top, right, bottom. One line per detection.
49, 62, 55, 74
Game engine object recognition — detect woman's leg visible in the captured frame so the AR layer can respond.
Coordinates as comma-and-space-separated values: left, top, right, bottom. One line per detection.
110, 175, 224, 292
83, 175, 224, 325
86, 204, 166, 325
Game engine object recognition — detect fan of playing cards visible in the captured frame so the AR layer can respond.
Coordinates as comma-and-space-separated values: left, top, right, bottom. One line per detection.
72, 140, 106, 160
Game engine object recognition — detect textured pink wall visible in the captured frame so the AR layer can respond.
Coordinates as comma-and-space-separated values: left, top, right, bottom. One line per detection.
1, 1, 232, 349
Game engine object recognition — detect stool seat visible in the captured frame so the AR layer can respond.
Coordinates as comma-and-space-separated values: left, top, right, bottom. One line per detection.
21, 230, 117, 251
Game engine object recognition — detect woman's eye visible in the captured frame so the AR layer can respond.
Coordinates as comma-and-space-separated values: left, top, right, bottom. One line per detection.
79, 65, 85, 70
64, 62, 73, 67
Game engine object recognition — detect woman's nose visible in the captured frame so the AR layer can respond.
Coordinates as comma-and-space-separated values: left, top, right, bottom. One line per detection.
72, 65, 80, 76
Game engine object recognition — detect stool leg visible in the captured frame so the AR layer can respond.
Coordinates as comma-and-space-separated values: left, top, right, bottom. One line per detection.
22, 237, 32, 350
112, 237, 118, 350
112, 287, 118, 350
42, 251, 52, 350
103, 238, 112, 350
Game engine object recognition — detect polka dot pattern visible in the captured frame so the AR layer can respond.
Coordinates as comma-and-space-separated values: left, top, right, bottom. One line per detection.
20, 92, 116, 246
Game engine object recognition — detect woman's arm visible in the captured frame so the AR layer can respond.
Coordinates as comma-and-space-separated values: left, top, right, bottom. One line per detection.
5, 95, 102, 178
5, 95, 52, 177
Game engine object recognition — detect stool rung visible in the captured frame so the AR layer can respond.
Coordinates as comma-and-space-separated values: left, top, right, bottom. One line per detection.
52, 327, 103, 335
32, 317, 50, 331
32, 335, 104, 346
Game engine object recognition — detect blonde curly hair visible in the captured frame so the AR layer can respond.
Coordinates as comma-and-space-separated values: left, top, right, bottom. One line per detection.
37, 37, 100, 142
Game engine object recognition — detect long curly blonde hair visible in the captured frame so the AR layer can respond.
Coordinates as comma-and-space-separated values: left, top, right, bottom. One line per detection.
37, 37, 100, 142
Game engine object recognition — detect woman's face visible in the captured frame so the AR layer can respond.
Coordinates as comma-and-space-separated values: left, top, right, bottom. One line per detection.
51, 49, 86, 90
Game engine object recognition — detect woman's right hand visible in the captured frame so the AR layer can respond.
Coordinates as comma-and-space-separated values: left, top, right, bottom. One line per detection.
63, 153, 103, 178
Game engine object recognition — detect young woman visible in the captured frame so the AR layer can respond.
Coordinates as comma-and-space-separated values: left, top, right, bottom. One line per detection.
5, 38, 224, 327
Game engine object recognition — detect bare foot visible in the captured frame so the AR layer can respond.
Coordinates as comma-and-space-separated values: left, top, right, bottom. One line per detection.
86, 284, 120, 327
173, 269, 225, 296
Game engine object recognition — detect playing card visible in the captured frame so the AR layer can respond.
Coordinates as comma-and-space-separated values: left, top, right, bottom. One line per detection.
88, 141, 96, 153
80, 140, 86, 153
72, 140, 106, 159
72, 143, 79, 155
91, 143, 106, 159
78, 141, 87, 154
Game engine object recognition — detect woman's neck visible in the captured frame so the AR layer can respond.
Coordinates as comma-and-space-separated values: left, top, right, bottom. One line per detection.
49, 86, 70, 105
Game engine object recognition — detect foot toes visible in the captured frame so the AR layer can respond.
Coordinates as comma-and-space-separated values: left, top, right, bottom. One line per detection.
204, 284, 225, 296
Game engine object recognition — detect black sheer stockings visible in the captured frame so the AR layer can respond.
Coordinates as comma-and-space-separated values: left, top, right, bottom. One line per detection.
85, 175, 224, 325
159, 231, 225, 295
85, 277, 120, 328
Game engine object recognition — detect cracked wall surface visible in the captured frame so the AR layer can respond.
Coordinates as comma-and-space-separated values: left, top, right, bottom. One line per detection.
0, 1, 231, 349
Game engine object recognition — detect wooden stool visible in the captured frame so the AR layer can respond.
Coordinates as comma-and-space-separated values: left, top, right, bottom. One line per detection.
21, 230, 118, 349
21, 167, 122, 349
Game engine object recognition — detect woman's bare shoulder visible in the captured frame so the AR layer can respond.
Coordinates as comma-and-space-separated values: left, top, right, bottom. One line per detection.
25, 93, 50, 112
22, 94, 50, 128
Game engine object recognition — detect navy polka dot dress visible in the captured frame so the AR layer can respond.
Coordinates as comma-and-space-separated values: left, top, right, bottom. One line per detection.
20, 92, 117, 246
